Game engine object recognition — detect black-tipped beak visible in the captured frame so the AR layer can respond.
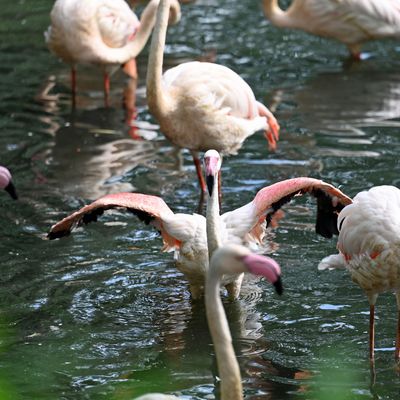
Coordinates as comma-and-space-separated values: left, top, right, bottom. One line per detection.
273, 276, 283, 295
206, 175, 214, 197
4, 181, 18, 200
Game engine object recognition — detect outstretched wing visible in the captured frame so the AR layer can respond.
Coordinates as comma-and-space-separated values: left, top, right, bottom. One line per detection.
222, 177, 353, 244
48, 192, 179, 251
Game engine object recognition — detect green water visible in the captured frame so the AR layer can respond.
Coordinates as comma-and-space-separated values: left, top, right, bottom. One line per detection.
1, 0, 400, 399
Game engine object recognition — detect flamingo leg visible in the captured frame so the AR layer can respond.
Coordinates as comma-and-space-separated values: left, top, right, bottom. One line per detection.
71, 66, 77, 107
218, 170, 222, 211
103, 72, 110, 108
369, 304, 375, 363
395, 293, 400, 361
191, 151, 206, 192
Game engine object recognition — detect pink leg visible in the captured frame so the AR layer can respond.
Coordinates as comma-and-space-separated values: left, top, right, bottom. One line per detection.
191, 151, 206, 192
395, 310, 400, 361
369, 304, 375, 363
257, 101, 280, 151
104, 72, 110, 108
71, 66, 77, 107
218, 170, 222, 210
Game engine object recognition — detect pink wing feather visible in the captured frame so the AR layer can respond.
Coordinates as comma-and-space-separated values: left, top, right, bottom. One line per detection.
48, 192, 178, 250
251, 177, 353, 240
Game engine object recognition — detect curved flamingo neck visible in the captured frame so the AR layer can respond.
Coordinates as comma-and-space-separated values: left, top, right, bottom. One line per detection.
205, 262, 243, 400
146, 0, 171, 117
206, 173, 222, 260
262, 0, 291, 27
127, 0, 160, 56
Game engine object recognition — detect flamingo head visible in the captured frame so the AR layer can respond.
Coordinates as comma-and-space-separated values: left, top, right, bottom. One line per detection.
211, 244, 283, 295
203, 149, 222, 196
0, 166, 18, 200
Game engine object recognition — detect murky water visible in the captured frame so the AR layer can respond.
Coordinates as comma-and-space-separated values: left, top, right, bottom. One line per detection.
1, 0, 400, 399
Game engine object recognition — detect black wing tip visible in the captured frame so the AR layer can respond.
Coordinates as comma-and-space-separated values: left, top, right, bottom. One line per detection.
47, 229, 71, 240
4, 181, 18, 200
273, 276, 283, 296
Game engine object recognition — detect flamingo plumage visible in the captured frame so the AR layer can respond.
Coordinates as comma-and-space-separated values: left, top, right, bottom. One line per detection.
146, 0, 280, 192
0, 166, 18, 200
262, 0, 400, 59
319, 185, 400, 361
45, 0, 181, 106
48, 157, 350, 299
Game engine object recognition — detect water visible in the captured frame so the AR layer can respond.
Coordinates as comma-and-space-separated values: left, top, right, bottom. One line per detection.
1, 0, 400, 398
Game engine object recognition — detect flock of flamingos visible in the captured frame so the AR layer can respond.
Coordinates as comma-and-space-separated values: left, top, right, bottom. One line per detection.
2, 0, 400, 399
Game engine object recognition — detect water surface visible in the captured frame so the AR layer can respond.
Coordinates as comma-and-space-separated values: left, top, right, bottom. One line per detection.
1, 0, 400, 399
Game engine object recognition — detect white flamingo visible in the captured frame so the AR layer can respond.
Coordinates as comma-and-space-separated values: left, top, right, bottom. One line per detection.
133, 244, 282, 400
262, 0, 400, 59
45, 0, 181, 106
0, 166, 18, 200
48, 157, 350, 299
319, 185, 400, 361
146, 0, 280, 191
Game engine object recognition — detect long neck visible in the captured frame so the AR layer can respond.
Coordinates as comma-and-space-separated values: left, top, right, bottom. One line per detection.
206, 174, 222, 260
127, 0, 160, 56
205, 267, 243, 400
262, 0, 290, 27
146, 0, 170, 117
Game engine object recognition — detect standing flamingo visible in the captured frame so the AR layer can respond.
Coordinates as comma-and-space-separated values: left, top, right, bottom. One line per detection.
0, 166, 18, 200
133, 245, 282, 400
146, 0, 280, 192
318, 185, 400, 361
45, 0, 181, 106
262, 0, 400, 59
48, 168, 350, 299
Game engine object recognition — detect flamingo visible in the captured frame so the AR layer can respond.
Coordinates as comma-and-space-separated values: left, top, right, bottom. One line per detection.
146, 0, 280, 192
0, 166, 18, 200
318, 185, 400, 361
133, 245, 282, 400
48, 161, 350, 299
262, 0, 400, 59
45, 0, 181, 106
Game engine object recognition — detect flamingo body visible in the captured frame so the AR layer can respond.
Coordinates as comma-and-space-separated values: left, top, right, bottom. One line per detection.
147, 0, 279, 190
319, 185, 400, 359
157, 61, 278, 154
263, 0, 400, 57
46, 0, 140, 67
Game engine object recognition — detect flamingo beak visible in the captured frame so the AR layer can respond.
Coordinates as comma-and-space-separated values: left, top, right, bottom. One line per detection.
4, 181, 17, 200
273, 276, 283, 295
204, 156, 219, 196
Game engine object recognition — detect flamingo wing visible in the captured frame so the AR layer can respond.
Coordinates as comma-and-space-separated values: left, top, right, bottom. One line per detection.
48, 192, 180, 250
340, 0, 400, 31
222, 177, 352, 244
162, 61, 259, 119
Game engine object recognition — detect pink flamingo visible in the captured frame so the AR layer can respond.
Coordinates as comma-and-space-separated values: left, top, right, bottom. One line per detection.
146, 0, 280, 192
48, 163, 350, 299
0, 166, 18, 200
262, 0, 400, 59
133, 244, 282, 400
319, 185, 400, 361
45, 0, 181, 106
